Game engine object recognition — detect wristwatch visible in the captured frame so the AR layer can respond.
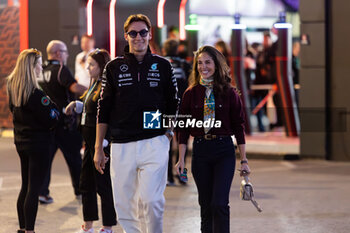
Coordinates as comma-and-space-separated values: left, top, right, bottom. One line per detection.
240, 160, 248, 165
166, 129, 174, 137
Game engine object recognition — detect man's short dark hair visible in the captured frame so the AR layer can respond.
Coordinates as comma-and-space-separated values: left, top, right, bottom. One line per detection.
124, 14, 152, 33
163, 38, 179, 57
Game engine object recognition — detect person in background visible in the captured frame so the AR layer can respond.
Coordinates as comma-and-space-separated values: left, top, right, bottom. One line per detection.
292, 41, 300, 106
7, 49, 59, 233
37, 40, 86, 204
75, 35, 96, 89
263, 30, 284, 129
162, 38, 191, 186
244, 39, 265, 132
214, 39, 231, 67
94, 14, 178, 233
254, 32, 281, 130
177, 40, 189, 61
66, 49, 117, 233
168, 25, 179, 40
175, 46, 250, 233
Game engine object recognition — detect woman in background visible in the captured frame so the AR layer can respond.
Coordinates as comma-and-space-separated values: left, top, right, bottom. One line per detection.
65, 49, 117, 233
7, 49, 59, 233
214, 40, 231, 67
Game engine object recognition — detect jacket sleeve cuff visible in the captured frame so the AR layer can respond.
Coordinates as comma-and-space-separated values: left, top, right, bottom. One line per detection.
235, 134, 246, 145
178, 132, 190, 145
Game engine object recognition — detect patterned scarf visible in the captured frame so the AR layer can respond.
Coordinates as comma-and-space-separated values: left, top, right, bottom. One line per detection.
199, 77, 215, 134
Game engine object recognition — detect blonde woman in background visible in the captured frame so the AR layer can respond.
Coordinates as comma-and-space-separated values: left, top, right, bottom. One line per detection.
7, 49, 59, 233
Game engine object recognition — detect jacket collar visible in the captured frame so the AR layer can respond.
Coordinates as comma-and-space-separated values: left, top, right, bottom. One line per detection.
123, 45, 152, 64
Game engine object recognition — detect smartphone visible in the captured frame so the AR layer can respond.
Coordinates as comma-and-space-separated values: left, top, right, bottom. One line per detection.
179, 168, 188, 183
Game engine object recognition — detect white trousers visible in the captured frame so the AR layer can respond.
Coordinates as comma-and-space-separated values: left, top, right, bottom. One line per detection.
110, 135, 170, 233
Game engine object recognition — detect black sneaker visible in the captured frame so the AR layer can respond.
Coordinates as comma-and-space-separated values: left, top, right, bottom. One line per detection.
39, 195, 54, 204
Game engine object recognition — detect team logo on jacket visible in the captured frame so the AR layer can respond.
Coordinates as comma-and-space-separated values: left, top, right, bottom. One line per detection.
150, 63, 158, 72
41, 97, 50, 106
120, 64, 128, 72
143, 110, 161, 129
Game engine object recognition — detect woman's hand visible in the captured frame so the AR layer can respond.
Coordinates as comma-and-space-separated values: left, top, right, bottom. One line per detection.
94, 148, 106, 174
175, 159, 185, 176
240, 163, 251, 177
237, 144, 250, 176
65, 101, 76, 115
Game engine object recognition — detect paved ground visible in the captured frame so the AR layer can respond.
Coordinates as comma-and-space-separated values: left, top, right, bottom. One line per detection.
1, 137, 350, 233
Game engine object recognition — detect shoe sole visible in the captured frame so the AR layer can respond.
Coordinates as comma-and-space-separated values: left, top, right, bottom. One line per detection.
39, 200, 53, 204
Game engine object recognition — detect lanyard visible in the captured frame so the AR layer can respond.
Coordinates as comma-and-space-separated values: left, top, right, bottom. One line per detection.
84, 80, 98, 105
81, 80, 98, 125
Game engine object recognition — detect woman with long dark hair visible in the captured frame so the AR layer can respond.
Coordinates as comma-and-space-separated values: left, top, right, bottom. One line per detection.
7, 49, 59, 233
175, 45, 251, 233
65, 49, 117, 233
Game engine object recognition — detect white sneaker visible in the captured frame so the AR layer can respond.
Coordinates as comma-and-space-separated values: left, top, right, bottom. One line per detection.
76, 225, 94, 233
38, 195, 54, 204
98, 228, 113, 233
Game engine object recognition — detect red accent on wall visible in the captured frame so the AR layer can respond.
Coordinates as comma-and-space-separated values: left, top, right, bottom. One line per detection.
0, 6, 21, 127
19, 0, 28, 51
179, 0, 188, 41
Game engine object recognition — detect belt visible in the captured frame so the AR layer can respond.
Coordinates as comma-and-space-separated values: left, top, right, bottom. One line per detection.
196, 134, 229, 141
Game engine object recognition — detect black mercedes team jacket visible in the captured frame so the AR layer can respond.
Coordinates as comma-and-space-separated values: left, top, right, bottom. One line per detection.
98, 46, 179, 143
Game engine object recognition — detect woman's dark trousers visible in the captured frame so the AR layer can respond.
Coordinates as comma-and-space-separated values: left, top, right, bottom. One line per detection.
192, 136, 236, 233
16, 142, 51, 231
80, 127, 117, 226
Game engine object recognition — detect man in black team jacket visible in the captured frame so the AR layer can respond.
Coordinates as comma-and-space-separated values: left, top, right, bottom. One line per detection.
38, 40, 87, 204
94, 14, 178, 233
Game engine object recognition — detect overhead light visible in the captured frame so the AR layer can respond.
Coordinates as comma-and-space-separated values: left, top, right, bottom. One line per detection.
157, 0, 166, 28
87, 0, 94, 36
184, 24, 202, 31
231, 24, 247, 30
109, 0, 117, 58
274, 23, 292, 29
